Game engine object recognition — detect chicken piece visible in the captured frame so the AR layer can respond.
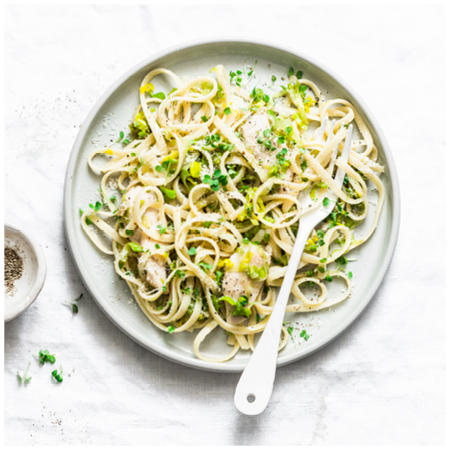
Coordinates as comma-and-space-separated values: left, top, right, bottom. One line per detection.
119, 187, 168, 290
222, 243, 270, 325
134, 228, 167, 290
241, 108, 295, 196
241, 108, 277, 171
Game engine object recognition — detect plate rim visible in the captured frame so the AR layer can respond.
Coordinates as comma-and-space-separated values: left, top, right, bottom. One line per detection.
64, 37, 401, 373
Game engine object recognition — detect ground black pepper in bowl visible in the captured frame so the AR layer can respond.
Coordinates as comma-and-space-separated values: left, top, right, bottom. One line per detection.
4, 247, 24, 294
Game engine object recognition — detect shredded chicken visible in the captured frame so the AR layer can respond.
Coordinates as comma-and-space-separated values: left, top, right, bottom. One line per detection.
222, 244, 269, 325
241, 108, 296, 196
119, 187, 168, 289
241, 108, 277, 170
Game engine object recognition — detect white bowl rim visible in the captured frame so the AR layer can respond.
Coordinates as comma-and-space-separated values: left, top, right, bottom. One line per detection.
4, 221, 47, 322
63, 37, 401, 373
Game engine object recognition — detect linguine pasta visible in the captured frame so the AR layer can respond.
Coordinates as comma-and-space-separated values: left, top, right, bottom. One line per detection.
81, 64, 384, 362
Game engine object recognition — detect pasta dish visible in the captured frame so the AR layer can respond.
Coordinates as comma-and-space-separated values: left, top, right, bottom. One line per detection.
81, 64, 385, 362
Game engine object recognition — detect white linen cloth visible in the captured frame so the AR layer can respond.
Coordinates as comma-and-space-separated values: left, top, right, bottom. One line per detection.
4, 4, 445, 445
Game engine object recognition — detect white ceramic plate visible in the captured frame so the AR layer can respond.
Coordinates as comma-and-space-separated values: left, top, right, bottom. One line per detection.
64, 38, 400, 373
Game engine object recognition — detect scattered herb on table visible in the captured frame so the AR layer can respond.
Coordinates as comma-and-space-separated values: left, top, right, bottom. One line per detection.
64, 293, 83, 313
17, 362, 32, 383
37, 350, 56, 365
51, 366, 64, 383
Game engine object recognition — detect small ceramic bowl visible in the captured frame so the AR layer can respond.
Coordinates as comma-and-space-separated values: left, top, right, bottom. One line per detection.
4, 222, 47, 322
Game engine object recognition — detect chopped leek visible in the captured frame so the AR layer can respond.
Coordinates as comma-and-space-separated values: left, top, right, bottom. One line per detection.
119, 242, 144, 264
239, 252, 253, 272
286, 81, 308, 129
220, 295, 252, 318
189, 161, 201, 178
129, 111, 150, 139
160, 187, 176, 200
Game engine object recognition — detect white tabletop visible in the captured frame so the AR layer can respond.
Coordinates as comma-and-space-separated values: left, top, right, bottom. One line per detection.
4, 4, 445, 446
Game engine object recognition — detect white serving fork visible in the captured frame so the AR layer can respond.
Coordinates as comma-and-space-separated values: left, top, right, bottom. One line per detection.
234, 120, 353, 415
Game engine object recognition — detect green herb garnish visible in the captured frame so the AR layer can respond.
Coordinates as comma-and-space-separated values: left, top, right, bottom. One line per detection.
198, 261, 213, 272
174, 270, 185, 279
89, 201, 102, 212
156, 224, 166, 235
51, 366, 63, 383
37, 349, 56, 365
203, 170, 228, 192
17, 362, 32, 383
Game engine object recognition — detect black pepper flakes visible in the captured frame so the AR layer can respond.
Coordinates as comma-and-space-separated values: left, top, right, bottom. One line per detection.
4, 247, 24, 294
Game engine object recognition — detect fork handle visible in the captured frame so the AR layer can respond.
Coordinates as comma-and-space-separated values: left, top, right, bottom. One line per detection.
234, 220, 312, 415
